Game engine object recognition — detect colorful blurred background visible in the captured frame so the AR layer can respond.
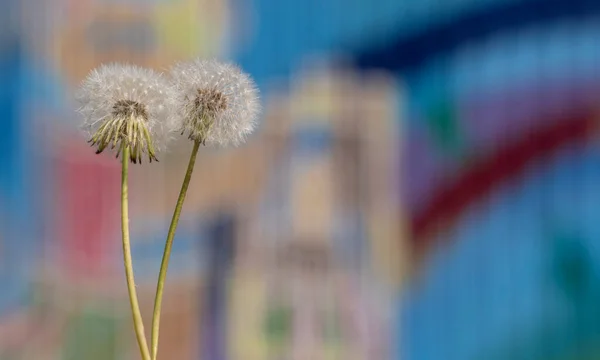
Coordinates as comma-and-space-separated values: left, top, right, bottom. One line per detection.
2, 0, 600, 359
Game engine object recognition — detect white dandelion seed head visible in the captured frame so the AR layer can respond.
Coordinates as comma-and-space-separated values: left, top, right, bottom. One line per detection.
75, 63, 177, 163
170, 58, 260, 147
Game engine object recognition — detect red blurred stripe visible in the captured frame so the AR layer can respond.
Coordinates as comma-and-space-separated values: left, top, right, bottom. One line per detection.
411, 112, 596, 253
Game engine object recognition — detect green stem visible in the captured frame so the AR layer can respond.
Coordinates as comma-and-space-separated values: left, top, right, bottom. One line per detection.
121, 144, 151, 360
150, 139, 201, 360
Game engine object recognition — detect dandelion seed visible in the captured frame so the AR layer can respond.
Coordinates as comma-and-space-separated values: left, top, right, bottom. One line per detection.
170, 59, 260, 147
76, 63, 175, 163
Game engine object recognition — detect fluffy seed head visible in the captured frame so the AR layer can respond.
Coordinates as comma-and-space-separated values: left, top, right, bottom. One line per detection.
75, 63, 175, 163
170, 59, 260, 146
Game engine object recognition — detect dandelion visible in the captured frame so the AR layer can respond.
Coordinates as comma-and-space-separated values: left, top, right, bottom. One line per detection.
76, 63, 174, 163
74, 63, 177, 360
170, 58, 260, 146
149, 59, 260, 360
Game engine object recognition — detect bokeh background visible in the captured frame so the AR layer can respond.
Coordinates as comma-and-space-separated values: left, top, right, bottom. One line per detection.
2, 0, 600, 359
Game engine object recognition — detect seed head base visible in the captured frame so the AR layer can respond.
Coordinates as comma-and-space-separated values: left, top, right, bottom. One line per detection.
88, 100, 158, 163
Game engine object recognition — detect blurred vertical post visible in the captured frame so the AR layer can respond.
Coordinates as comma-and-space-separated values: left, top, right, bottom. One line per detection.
202, 213, 236, 360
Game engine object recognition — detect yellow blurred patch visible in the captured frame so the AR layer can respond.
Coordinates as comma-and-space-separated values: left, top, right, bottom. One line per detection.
228, 270, 268, 359
153, 0, 221, 59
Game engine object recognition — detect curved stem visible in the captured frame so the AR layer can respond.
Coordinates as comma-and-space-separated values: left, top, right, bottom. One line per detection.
121, 144, 151, 360
151, 140, 201, 360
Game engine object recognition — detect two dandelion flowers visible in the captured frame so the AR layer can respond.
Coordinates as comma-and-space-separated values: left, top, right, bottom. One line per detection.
75, 59, 259, 360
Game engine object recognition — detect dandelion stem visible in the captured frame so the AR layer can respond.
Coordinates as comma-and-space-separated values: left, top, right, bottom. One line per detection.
121, 144, 152, 360
150, 139, 201, 360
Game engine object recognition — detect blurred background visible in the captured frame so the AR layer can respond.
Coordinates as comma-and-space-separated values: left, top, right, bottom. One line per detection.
2, 0, 600, 359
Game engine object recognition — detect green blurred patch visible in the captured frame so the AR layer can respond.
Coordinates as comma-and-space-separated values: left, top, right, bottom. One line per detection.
62, 306, 123, 360
321, 308, 342, 343
264, 304, 292, 346
427, 101, 465, 160
551, 231, 594, 303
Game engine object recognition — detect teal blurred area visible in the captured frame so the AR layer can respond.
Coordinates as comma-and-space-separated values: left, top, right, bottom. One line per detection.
2, 0, 600, 359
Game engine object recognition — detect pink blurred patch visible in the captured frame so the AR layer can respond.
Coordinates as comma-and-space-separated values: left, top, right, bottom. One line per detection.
54, 140, 120, 278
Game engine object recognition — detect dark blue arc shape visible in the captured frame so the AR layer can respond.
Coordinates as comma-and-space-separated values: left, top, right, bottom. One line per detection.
353, 0, 600, 73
